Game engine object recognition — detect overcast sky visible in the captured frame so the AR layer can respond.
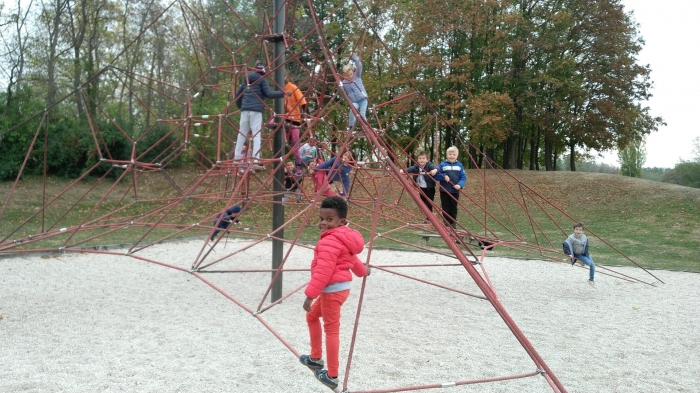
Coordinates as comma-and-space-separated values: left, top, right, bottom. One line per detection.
596, 0, 700, 168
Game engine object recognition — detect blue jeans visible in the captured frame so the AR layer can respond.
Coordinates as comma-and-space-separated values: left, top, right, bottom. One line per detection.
348, 98, 368, 127
575, 254, 595, 281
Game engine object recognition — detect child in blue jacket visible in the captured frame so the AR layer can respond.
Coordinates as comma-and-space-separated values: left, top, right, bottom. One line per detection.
436, 146, 466, 229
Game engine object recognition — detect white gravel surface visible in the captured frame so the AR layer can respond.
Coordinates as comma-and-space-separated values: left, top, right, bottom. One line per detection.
1, 239, 698, 393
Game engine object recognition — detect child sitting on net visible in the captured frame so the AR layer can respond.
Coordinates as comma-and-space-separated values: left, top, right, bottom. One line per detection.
563, 222, 596, 286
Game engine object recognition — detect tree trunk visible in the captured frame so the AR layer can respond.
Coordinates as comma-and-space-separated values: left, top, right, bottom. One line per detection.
544, 135, 553, 171
504, 136, 518, 169
69, 0, 88, 119
534, 126, 541, 170
444, 110, 453, 150
469, 144, 479, 169
517, 135, 526, 169
47, 0, 66, 112
569, 141, 576, 171
529, 128, 537, 170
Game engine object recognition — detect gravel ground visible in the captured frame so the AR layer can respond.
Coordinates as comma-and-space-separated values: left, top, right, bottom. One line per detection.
1, 239, 698, 393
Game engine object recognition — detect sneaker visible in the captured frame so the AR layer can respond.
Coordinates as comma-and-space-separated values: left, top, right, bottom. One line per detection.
314, 369, 339, 389
299, 355, 324, 371
588, 280, 596, 287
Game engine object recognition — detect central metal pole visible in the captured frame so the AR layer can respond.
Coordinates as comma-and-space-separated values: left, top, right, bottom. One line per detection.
271, 0, 286, 302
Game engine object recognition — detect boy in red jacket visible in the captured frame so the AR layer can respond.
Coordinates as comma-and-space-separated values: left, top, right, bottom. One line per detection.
299, 196, 369, 390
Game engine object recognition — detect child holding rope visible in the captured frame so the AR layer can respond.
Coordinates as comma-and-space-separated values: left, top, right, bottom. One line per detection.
284, 74, 307, 167
283, 161, 304, 203
311, 150, 356, 198
299, 196, 369, 390
401, 150, 439, 224
341, 54, 368, 130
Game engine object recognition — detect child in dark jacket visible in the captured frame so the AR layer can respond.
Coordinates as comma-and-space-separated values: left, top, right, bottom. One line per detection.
436, 146, 467, 229
283, 161, 304, 203
299, 196, 369, 390
210, 200, 248, 240
563, 222, 596, 286
233, 60, 288, 162
402, 150, 438, 224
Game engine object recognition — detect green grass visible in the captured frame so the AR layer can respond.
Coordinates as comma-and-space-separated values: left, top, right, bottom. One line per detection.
2, 167, 699, 272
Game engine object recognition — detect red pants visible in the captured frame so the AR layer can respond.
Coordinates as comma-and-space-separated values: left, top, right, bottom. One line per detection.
306, 290, 350, 377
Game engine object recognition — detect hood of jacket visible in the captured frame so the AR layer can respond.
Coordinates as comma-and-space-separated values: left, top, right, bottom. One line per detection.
320, 225, 364, 255
246, 71, 264, 83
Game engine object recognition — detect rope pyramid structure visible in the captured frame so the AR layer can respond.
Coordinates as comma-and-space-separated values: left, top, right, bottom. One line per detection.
0, 1, 662, 392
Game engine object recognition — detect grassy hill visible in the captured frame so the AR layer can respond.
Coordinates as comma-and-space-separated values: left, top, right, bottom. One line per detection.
474, 170, 700, 272
1, 169, 698, 272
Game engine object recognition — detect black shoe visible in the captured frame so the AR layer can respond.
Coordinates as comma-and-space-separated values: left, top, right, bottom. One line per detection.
314, 369, 339, 389
299, 355, 324, 371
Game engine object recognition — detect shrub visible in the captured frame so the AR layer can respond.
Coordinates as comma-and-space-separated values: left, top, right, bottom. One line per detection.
662, 162, 700, 189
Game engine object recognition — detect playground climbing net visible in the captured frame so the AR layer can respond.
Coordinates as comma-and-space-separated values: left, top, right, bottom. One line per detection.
0, 1, 661, 392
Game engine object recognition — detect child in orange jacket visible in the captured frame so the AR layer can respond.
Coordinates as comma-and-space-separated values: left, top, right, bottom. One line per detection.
299, 196, 369, 390
284, 75, 307, 167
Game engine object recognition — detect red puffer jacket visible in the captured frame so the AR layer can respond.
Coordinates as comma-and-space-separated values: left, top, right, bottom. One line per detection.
304, 225, 367, 299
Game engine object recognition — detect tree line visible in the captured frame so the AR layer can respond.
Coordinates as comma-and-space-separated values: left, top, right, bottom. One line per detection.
0, 0, 664, 180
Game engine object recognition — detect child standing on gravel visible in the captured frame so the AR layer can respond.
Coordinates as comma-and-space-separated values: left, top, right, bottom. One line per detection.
563, 222, 596, 286
299, 196, 369, 390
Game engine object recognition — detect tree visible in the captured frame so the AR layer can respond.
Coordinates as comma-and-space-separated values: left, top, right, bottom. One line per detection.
617, 135, 645, 177
662, 162, 700, 189
661, 136, 700, 189
691, 136, 700, 163
0, 0, 34, 109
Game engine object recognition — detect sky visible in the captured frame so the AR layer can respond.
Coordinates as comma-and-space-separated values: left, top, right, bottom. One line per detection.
595, 0, 700, 168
